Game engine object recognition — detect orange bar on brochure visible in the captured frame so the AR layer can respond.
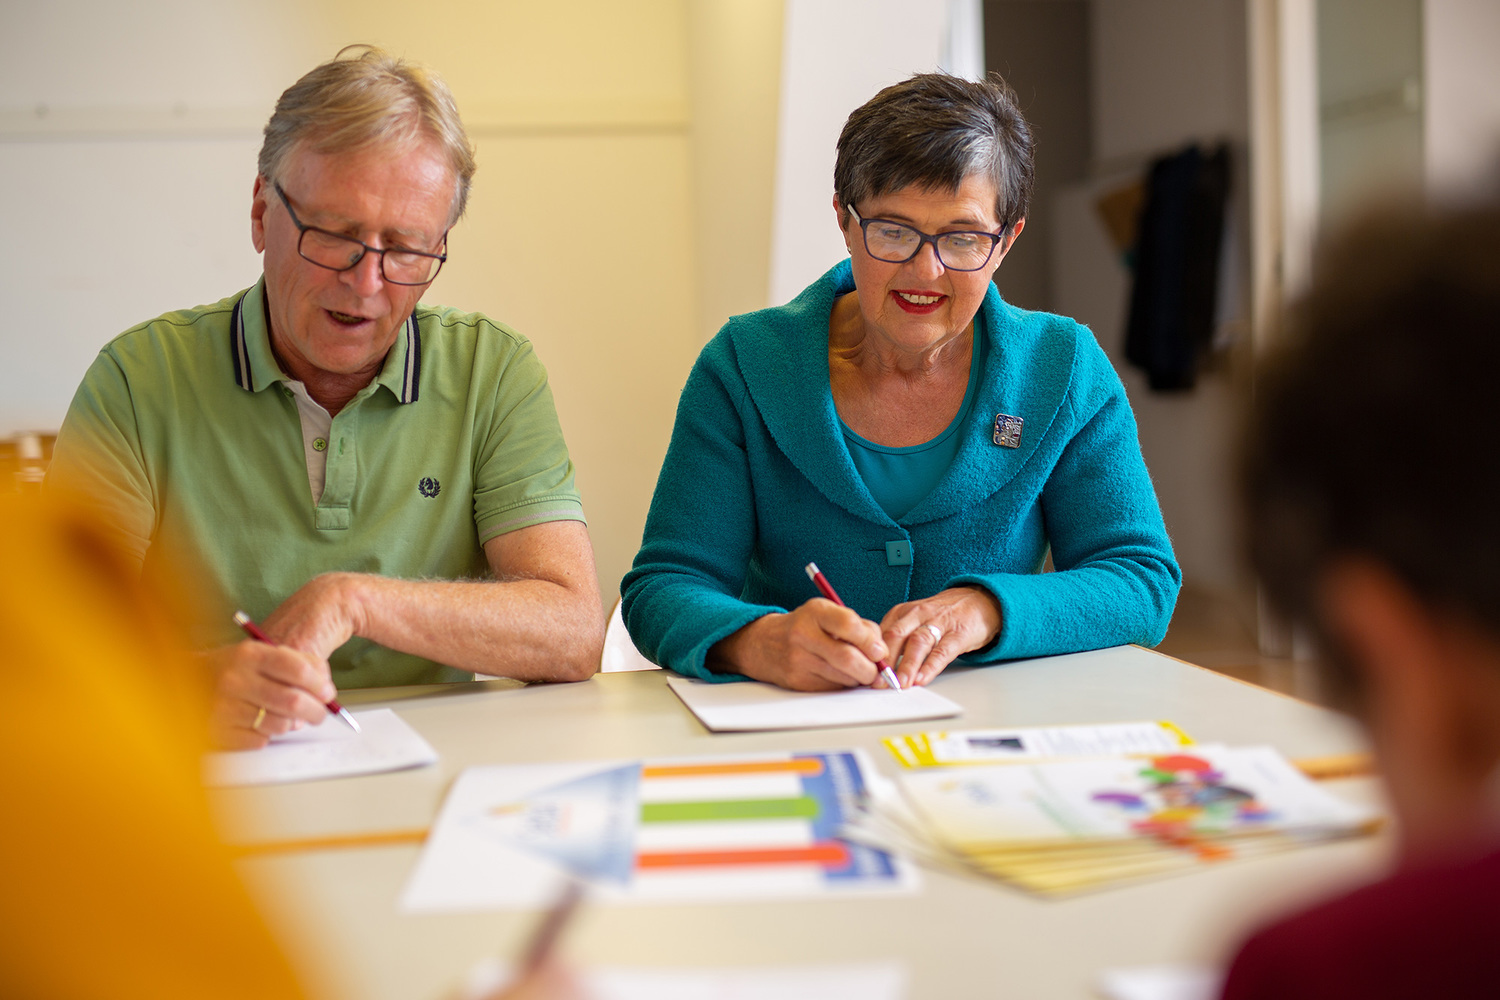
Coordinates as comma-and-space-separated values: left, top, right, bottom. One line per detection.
636, 842, 850, 869
640, 758, 825, 779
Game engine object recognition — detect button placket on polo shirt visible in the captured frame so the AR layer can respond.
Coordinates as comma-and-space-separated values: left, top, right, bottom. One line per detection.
315, 405, 358, 531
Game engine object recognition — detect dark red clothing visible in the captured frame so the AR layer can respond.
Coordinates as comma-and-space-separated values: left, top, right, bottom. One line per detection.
1221, 845, 1500, 999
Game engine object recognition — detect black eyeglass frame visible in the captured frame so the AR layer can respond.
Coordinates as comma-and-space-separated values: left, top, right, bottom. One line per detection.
273, 181, 448, 286
847, 204, 1006, 272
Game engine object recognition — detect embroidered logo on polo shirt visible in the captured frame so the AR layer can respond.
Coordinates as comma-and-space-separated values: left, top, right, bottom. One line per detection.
418, 477, 441, 498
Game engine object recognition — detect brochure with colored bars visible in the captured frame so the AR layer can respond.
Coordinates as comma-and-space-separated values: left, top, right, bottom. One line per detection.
400, 750, 917, 911
846, 744, 1379, 897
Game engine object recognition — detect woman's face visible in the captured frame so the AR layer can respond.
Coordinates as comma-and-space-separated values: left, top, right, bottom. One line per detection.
838, 174, 1021, 355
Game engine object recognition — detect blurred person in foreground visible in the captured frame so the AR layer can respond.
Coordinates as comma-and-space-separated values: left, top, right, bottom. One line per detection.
0, 493, 581, 999
623, 73, 1179, 690
46, 46, 603, 750
1223, 203, 1500, 997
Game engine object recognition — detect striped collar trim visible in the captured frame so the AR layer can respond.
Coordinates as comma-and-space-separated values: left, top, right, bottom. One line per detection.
396, 313, 421, 404
230, 290, 421, 405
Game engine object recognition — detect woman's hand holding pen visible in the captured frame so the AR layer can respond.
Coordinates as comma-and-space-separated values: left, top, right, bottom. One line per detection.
880, 585, 1002, 688
708, 600, 890, 691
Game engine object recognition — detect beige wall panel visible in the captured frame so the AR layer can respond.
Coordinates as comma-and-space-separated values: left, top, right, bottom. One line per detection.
431, 134, 698, 606
687, 0, 784, 340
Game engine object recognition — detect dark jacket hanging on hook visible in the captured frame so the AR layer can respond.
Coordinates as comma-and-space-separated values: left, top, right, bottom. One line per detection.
1124, 143, 1231, 391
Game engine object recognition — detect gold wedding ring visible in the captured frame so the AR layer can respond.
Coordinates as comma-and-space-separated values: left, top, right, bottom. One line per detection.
252, 706, 267, 732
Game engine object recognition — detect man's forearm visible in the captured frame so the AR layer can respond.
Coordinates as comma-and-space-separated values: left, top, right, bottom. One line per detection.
346, 573, 603, 682
266, 571, 602, 683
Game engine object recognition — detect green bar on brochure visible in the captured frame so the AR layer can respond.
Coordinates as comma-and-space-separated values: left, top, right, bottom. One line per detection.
640, 797, 820, 823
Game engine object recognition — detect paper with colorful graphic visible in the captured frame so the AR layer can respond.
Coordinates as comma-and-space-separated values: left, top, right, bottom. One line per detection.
883, 720, 1191, 768
400, 750, 917, 911
870, 745, 1378, 895
901, 745, 1371, 846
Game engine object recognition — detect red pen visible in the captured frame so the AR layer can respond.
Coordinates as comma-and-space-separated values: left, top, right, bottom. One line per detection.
232, 610, 362, 733
803, 562, 903, 691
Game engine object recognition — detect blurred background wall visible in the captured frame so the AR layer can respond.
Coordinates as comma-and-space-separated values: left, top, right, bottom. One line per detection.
3, 0, 1499, 637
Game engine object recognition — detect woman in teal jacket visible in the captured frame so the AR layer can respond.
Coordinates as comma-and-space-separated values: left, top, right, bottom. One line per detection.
622, 74, 1179, 690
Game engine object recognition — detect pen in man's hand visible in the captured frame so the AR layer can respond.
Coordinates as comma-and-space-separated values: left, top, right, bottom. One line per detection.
804, 562, 903, 691
232, 610, 362, 732
520, 880, 584, 976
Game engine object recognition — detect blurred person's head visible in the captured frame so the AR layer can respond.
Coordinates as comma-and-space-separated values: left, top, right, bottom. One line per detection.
1241, 202, 1500, 854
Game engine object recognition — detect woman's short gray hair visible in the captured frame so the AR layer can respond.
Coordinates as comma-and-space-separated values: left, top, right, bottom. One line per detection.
834, 73, 1034, 237
258, 45, 477, 227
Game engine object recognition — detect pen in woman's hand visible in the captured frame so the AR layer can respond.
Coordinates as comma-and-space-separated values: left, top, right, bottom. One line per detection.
804, 563, 903, 690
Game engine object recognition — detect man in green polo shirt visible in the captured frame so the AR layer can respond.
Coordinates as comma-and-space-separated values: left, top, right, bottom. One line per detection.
47, 47, 603, 749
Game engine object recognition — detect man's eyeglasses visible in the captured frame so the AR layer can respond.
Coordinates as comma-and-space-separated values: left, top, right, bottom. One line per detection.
273, 182, 447, 286
848, 205, 1004, 272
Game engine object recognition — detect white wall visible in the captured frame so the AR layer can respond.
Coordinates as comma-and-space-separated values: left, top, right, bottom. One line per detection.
0, 0, 702, 607
768, 0, 957, 306
1051, 0, 1250, 596
1425, 0, 1500, 196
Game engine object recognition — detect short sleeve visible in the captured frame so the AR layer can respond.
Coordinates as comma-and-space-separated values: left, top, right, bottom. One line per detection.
45, 349, 157, 569
470, 333, 586, 542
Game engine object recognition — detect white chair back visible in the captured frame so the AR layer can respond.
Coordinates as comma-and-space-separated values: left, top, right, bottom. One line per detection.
600, 599, 660, 673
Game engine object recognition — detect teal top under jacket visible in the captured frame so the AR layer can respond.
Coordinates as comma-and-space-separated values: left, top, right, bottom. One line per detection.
621, 259, 1181, 682
840, 319, 984, 520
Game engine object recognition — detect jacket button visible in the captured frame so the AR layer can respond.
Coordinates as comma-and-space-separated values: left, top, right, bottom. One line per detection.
885, 540, 913, 566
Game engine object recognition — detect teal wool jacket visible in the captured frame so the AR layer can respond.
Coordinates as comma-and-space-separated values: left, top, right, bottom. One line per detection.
621, 260, 1180, 681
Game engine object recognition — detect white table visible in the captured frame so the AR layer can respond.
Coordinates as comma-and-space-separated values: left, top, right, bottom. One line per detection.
216, 646, 1388, 1000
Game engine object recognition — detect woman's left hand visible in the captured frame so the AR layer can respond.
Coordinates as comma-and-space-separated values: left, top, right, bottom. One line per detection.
880, 586, 1002, 688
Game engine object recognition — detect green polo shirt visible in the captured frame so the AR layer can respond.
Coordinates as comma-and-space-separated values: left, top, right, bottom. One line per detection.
48, 278, 586, 688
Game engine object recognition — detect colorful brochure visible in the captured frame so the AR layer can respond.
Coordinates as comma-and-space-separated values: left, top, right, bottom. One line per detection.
883, 720, 1192, 768
401, 749, 917, 911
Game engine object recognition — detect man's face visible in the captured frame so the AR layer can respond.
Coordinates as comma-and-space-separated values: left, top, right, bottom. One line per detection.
251, 140, 454, 382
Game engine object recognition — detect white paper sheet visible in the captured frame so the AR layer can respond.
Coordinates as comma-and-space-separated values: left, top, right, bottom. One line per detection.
1096, 965, 1223, 1000
462, 959, 907, 1000
201, 708, 438, 786
666, 676, 961, 732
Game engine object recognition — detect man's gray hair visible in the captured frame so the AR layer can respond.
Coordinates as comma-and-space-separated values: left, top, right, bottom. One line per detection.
834, 73, 1034, 237
258, 45, 477, 227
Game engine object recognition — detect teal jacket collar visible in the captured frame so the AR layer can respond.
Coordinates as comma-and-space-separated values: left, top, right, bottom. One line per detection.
730, 259, 1076, 528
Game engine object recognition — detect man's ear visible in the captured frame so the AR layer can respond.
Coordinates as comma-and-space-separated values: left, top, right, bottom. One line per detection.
1320, 560, 1422, 683
1316, 558, 1482, 847
1317, 559, 1442, 718
250, 176, 270, 254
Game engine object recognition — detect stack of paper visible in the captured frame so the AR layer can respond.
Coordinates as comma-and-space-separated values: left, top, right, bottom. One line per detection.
848, 744, 1378, 896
